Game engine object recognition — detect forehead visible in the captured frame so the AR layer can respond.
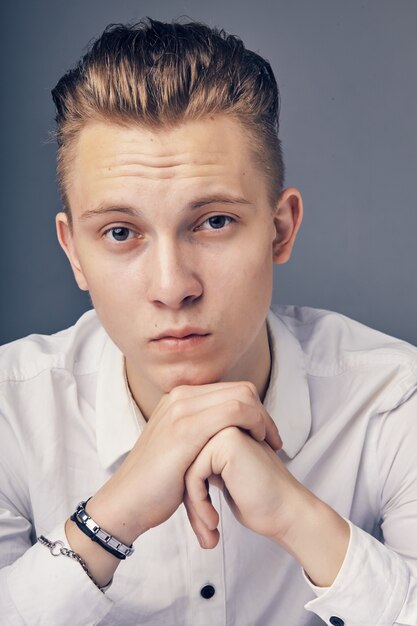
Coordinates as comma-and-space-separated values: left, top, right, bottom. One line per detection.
67, 116, 266, 213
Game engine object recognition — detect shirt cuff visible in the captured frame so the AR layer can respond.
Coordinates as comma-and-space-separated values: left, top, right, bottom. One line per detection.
6, 521, 113, 625
302, 519, 410, 626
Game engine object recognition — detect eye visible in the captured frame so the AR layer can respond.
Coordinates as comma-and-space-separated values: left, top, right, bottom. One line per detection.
197, 215, 234, 231
103, 226, 136, 242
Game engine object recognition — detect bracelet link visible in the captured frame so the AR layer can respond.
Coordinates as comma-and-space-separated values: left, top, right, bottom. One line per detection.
49, 539, 66, 556
70, 498, 135, 560
37, 535, 106, 592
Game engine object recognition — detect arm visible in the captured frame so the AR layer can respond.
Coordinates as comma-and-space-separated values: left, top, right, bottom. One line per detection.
184, 391, 417, 626
65, 381, 281, 587
0, 406, 113, 624
183, 426, 349, 584
304, 390, 417, 626
1, 381, 281, 623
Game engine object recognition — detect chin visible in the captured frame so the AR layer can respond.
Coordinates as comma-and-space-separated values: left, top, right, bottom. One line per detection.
156, 364, 225, 392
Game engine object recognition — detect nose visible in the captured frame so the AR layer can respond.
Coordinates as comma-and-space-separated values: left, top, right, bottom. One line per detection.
146, 238, 203, 309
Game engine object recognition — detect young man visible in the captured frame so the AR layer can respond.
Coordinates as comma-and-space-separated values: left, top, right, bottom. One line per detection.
1, 18, 416, 626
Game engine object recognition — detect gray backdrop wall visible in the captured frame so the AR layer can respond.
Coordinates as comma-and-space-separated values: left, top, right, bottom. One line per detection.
1, 0, 416, 346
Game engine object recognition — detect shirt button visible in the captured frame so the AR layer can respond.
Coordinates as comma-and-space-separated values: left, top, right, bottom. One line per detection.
329, 617, 344, 626
200, 584, 215, 599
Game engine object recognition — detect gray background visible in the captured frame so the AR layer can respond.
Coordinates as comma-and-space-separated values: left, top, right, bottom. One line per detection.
1, 0, 416, 346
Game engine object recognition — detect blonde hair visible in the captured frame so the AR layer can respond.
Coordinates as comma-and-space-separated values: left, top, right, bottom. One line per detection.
52, 18, 285, 226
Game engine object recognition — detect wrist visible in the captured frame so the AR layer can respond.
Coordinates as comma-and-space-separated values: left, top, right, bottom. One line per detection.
272, 486, 350, 588
85, 489, 146, 546
65, 517, 120, 588
71, 499, 135, 559
268, 480, 315, 544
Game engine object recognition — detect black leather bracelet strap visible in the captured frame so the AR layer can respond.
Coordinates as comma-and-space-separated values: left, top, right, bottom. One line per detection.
70, 499, 134, 560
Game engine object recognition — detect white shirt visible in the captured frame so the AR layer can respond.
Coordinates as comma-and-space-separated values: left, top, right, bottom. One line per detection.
1, 305, 417, 626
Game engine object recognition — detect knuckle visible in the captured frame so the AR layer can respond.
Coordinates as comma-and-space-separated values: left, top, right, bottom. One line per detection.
169, 385, 188, 402
245, 381, 257, 395
225, 398, 244, 416
240, 381, 257, 400
169, 400, 186, 421
217, 425, 240, 443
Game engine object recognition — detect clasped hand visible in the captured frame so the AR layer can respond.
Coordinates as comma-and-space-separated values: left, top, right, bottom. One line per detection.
88, 381, 350, 590
95, 381, 305, 549
184, 422, 302, 549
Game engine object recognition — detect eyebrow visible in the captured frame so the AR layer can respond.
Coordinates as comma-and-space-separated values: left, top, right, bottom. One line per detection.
78, 194, 252, 221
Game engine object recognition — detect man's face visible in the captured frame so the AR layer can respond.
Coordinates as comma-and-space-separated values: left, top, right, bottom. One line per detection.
57, 115, 301, 400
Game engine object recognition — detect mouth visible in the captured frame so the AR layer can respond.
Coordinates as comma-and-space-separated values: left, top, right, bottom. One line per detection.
151, 328, 210, 341
149, 329, 211, 352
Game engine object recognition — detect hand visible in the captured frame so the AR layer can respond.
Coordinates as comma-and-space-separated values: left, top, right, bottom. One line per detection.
183, 426, 350, 588
87, 382, 282, 545
183, 425, 300, 549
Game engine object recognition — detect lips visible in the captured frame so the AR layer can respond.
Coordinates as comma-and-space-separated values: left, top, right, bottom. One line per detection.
149, 328, 212, 353
151, 327, 210, 341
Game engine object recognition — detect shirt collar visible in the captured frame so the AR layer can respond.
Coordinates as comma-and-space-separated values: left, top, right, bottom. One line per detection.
96, 309, 312, 470
95, 336, 146, 471
264, 310, 312, 459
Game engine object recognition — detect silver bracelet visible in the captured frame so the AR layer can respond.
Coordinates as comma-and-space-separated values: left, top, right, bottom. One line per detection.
70, 498, 135, 560
37, 535, 110, 592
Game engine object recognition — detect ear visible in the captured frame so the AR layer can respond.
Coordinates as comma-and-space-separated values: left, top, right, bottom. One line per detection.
271, 187, 303, 264
55, 212, 89, 291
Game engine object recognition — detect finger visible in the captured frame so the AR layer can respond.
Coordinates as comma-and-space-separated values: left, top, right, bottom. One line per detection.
183, 488, 220, 549
172, 383, 282, 451
184, 445, 221, 547
155, 381, 242, 413
263, 413, 283, 451
175, 386, 282, 450
164, 381, 255, 406
185, 470, 219, 530
192, 400, 278, 449
162, 382, 259, 416
161, 381, 282, 454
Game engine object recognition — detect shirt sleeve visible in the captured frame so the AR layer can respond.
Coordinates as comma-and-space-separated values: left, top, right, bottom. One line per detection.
0, 405, 113, 625
1, 521, 113, 626
303, 520, 412, 625
302, 390, 417, 626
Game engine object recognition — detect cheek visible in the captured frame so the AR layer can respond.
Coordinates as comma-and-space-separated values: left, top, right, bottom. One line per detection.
212, 238, 273, 302
79, 256, 142, 330
79, 245, 143, 297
